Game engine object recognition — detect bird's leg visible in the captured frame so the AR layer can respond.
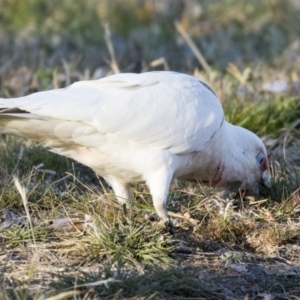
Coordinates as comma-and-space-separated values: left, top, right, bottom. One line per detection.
103, 177, 133, 205
146, 168, 173, 228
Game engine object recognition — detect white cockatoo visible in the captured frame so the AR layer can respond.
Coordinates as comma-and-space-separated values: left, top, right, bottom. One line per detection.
0, 72, 270, 225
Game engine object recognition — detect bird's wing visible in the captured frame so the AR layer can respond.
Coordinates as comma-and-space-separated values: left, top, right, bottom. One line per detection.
0, 72, 224, 154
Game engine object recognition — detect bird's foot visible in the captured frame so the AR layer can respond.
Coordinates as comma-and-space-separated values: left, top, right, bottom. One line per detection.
144, 213, 177, 233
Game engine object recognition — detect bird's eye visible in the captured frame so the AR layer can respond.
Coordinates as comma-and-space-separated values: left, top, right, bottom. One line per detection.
256, 152, 265, 165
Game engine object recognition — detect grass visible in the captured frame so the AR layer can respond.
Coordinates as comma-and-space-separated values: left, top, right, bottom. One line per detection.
1, 0, 300, 299
0, 138, 299, 299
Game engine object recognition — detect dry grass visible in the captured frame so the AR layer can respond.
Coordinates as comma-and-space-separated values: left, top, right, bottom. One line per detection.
0, 136, 300, 299
1, 1, 300, 299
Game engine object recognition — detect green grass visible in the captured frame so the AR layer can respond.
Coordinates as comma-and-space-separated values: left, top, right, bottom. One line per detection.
0, 138, 299, 298
1, 0, 300, 71
1, 0, 300, 299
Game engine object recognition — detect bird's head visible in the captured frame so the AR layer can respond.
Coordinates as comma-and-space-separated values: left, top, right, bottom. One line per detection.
241, 146, 270, 195
224, 124, 270, 195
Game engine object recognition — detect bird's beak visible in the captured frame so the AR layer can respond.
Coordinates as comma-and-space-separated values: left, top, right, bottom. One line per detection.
261, 170, 271, 188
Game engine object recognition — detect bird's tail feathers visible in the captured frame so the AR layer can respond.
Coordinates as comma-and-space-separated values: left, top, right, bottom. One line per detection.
0, 107, 42, 127
0, 106, 41, 119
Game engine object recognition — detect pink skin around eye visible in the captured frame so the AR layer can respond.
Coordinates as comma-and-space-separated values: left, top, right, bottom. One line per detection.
260, 157, 268, 172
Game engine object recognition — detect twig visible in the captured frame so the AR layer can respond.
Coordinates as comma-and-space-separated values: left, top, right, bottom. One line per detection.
174, 20, 212, 74
44, 291, 82, 300
104, 24, 120, 74
62, 59, 71, 86
52, 68, 59, 89
150, 57, 170, 70
11, 145, 24, 176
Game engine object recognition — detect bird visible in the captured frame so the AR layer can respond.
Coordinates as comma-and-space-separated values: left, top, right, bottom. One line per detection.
0, 71, 270, 226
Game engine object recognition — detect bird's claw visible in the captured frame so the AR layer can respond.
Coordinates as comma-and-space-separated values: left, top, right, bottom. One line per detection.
145, 213, 177, 233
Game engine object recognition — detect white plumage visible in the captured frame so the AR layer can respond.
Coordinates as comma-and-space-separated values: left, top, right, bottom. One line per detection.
0, 71, 270, 224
